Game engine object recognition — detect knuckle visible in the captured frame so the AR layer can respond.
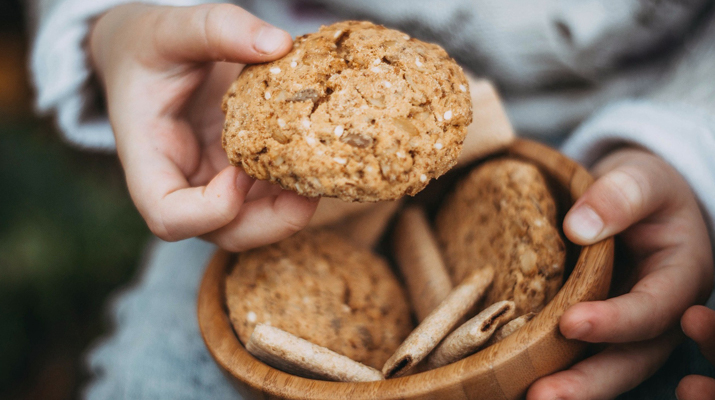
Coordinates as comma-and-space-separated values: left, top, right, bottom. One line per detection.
145, 210, 176, 242
280, 213, 309, 234
215, 237, 241, 253
200, 4, 235, 59
599, 168, 648, 220
533, 373, 583, 400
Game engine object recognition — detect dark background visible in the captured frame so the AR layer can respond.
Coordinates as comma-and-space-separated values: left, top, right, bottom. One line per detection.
0, 1, 150, 398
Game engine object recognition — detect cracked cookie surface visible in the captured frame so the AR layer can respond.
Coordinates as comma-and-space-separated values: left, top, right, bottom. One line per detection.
222, 21, 472, 202
435, 159, 566, 316
225, 229, 413, 369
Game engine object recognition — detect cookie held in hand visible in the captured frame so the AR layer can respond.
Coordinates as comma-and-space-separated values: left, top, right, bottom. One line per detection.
222, 21, 472, 202
225, 229, 413, 370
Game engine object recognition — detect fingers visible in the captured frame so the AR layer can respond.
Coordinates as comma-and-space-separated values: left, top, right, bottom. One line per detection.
244, 180, 286, 202
528, 330, 681, 400
204, 190, 319, 252
677, 375, 715, 400
560, 256, 700, 342
682, 305, 715, 365
127, 149, 255, 241
680, 305, 715, 400
564, 150, 673, 245
151, 4, 293, 64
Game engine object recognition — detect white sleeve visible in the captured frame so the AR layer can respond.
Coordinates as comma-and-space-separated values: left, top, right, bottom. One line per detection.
562, 100, 715, 246
562, 12, 715, 245
30, 0, 210, 151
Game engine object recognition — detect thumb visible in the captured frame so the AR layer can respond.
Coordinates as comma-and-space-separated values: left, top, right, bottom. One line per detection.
151, 4, 293, 64
564, 153, 671, 245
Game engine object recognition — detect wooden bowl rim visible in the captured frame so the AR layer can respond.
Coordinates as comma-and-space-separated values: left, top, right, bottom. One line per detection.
198, 138, 615, 399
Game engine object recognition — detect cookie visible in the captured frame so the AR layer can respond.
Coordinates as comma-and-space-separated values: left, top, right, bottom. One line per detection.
222, 21, 472, 202
435, 159, 566, 315
225, 229, 413, 369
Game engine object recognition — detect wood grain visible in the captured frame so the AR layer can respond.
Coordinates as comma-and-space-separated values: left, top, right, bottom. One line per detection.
198, 138, 614, 400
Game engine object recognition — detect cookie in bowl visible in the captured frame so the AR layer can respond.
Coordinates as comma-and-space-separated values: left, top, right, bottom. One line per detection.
435, 159, 566, 315
225, 229, 413, 370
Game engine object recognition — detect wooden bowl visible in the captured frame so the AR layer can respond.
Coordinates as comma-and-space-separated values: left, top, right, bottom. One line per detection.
198, 138, 614, 400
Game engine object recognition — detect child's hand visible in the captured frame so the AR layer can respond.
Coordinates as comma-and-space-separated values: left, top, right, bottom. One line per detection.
677, 305, 715, 400
89, 4, 318, 251
528, 148, 714, 399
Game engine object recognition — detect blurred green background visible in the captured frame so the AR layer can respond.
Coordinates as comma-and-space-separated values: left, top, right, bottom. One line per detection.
0, 2, 151, 399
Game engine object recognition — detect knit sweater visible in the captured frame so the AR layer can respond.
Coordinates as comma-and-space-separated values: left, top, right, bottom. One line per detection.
27, 0, 715, 399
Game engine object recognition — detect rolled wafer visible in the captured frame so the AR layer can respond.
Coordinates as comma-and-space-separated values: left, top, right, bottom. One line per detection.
381, 267, 495, 378
427, 300, 516, 369
486, 312, 536, 346
393, 206, 453, 322
246, 324, 384, 382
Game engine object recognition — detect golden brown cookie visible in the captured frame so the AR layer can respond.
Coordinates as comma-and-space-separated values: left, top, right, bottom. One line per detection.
222, 21, 472, 202
435, 159, 566, 315
225, 229, 413, 369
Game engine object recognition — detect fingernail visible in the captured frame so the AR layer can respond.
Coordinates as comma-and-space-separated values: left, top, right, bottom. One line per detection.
565, 321, 591, 340
567, 205, 603, 241
254, 25, 288, 54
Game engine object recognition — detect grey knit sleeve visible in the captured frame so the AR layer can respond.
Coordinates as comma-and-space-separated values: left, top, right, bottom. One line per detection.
28, 0, 210, 150
315, 0, 710, 91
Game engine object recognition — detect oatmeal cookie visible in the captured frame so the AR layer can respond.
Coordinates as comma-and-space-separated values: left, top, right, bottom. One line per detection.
225, 229, 413, 369
222, 21, 472, 202
435, 159, 566, 315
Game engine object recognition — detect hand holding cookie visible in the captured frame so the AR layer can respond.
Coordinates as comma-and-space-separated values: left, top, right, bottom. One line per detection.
528, 148, 714, 400
89, 4, 318, 251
